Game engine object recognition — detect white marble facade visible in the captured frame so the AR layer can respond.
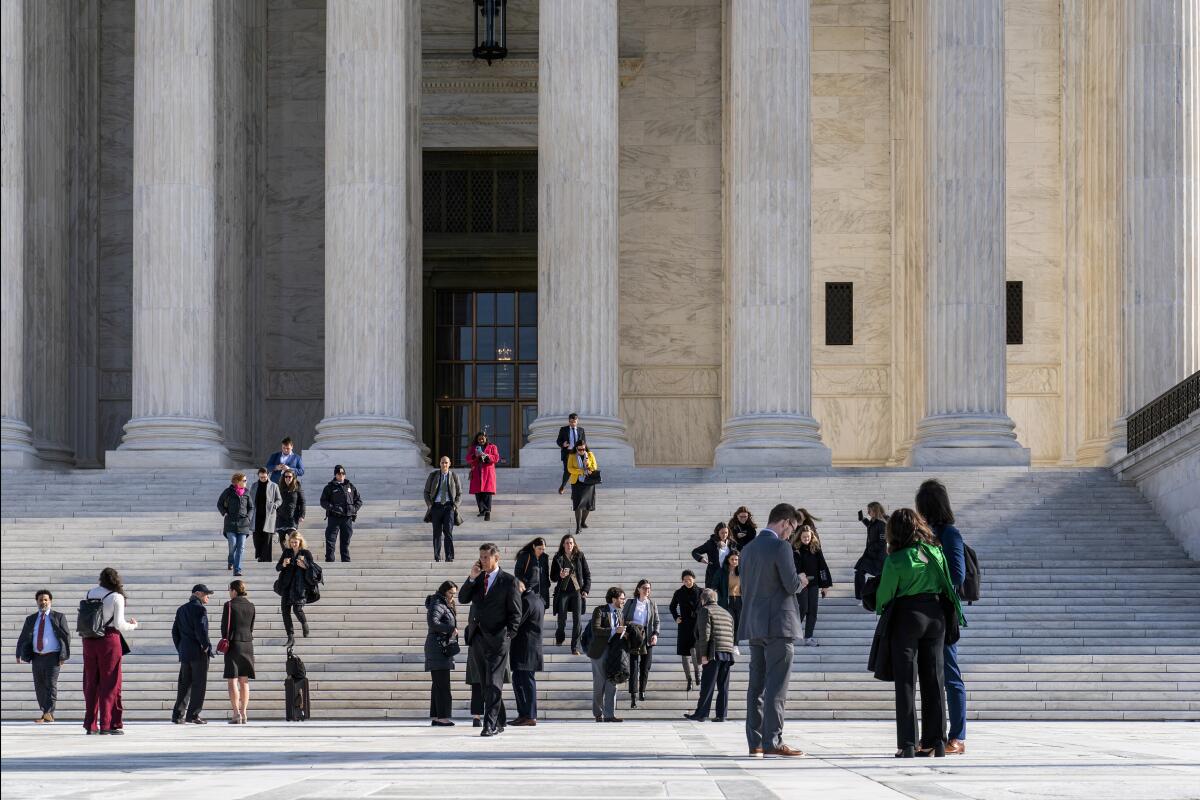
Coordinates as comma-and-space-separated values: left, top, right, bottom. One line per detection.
2, 0, 1197, 469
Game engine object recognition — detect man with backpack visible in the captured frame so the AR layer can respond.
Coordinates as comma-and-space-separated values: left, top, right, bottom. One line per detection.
171, 584, 214, 724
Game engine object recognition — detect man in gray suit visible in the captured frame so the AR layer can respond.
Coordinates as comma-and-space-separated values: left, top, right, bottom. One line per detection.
739, 502, 806, 758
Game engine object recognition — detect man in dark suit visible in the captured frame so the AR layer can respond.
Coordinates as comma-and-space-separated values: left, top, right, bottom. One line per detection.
555, 413, 586, 494
459, 543, 522, 736
15, 589, 71, 723
510, 580, 546, 726
171, 584, 214, 724
739, 503, 806, 758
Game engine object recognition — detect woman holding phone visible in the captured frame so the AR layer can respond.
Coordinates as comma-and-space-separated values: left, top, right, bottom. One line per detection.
566, 440, 599, 534
466, 431, 500, 521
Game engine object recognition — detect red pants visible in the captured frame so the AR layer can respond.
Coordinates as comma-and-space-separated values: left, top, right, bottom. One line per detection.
83, 631, 124, 731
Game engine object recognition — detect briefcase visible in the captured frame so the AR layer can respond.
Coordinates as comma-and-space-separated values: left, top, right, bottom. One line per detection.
285, 677, 310, 721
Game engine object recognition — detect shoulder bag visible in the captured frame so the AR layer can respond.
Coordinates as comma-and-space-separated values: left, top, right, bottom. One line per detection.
216, 601, 230, 654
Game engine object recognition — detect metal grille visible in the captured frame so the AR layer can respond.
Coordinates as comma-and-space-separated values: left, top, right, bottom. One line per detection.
422, 166, 537, 234
521, 169, 537, 232
1128, 370, 1200, 452
496, 170, 520, 232
470, 170, 494, 232
1006, 281, 1023, 345
825, 282, 853, 346
423, 171, 443, 233
444, 171, 468, 233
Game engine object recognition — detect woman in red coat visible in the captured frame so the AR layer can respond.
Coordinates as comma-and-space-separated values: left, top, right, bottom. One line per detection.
466, 432, 500, 521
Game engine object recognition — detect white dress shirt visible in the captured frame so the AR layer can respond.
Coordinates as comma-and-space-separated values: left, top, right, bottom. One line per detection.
630, 598, 650, 627
33, 611, 61, 654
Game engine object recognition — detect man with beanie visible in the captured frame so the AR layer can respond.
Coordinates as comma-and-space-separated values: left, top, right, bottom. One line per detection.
319, 465, 363, 562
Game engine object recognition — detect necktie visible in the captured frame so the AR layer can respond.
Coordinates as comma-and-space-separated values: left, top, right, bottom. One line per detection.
482, 573, 490, 595
36, 613, 45, 652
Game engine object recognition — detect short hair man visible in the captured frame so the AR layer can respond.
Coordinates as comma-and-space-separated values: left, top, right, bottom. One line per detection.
171, 584, 214, 724
739, 502, 806, 757
555, 414, 586, 494
266, 436, 305, 483
586, 587, 628, 722
15, 590, 71, 723
459, 544, 522, 736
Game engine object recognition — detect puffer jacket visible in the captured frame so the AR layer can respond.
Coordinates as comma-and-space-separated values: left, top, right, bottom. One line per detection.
423, 593, 458, 672
276, 484, 306, 531
217, 485, 254, 534
694, 602, 736, 660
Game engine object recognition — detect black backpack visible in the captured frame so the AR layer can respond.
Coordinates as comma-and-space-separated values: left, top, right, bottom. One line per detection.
959, 543, 981, 604
286, 649, 307, 681
76, 591, 113, 639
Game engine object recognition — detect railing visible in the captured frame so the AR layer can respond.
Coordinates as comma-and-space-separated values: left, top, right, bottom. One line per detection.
1127, 370, 1200, 452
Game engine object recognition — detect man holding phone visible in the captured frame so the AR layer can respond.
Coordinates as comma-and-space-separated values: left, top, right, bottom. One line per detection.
458, 543, 522, 737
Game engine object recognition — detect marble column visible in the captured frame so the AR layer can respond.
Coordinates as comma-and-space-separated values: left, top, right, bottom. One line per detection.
1114, 0, 1199, 456
0, 0, 38, 468
713, 0, 831, 467
109, 0, 230, 467
909, 0, 1029, 467
520, 0, 634, 467
308, 0, 423, 467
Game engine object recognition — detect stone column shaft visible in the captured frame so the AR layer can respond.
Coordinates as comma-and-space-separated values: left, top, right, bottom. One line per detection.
713, 0, 830, 467
111, 0, 229, 466
910, 0, 1029, 467
520, 0, 633, 466
1119, 0, 1199, 432
1, 0, 37, 467
310, 0, 422, 467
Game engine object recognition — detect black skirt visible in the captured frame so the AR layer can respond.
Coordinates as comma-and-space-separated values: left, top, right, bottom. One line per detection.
570, 481, 596, 511
223, 641, 255, 680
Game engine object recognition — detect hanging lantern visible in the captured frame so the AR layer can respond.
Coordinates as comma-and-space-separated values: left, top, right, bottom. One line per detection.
473, 0, 508, 65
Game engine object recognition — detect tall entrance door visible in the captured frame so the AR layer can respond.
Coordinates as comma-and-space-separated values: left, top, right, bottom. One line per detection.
433, 290, 538, 467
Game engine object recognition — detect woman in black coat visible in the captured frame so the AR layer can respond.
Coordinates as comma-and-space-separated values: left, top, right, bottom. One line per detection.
691, 522, 737, 588
669, 571, 704, 691
274, 470, 306, 551
855, 502, 888, 601
513, 537, 551, 609
275, 531, 321, 648
217, 472, 254, 576
728, 506, 758, 550
793, 525, 833, 646
551, 534, 591, 655
424, 581, 458, 726
221, 579, 256, 724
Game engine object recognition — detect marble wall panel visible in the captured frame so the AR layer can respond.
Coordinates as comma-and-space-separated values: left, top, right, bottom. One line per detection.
1009, 394, 1064, 463
812, 395, 891, 464
620, 397, 721, 466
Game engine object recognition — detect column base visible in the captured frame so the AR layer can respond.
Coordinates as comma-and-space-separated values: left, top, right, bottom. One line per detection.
519, 414, 636, 467
308, 414, 426, 469
910, 413, 1030, 467
713, 414, 832, 467
107, 416, 233, 468
1, 418, 43, 469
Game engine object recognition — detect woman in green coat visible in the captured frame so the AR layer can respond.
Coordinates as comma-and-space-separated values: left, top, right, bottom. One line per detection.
876, 508, 965, 759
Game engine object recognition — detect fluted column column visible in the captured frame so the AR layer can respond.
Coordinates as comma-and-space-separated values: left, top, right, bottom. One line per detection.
308, 0, 422, 468
910, 0, 1029, 467
520, 0, 633, 467
713, 0, 831, 467
1114, 0, 1199, 457
0, 0, 38, 468
109, 0, 230, 467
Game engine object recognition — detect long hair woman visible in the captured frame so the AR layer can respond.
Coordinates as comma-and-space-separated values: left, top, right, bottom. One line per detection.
792, 522, 832, 646
466, 431, 500, 521
275, 469, 306, 551
222, 579, 256, 724
551, 533, 591, 655
622, 578, 660, 708
855, 501, 887, 601
82, 568, 138, 734
276, 531, 320, 648
514, 537, 550, 608
425, 580, 459, 726
728, 506, 757, 549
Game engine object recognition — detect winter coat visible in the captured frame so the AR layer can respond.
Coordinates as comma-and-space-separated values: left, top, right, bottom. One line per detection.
466, 443, 500, 494
217, 485, 254, 535
694, 602, 736, 660
171, 597, 212, 662
669, 584, 704, 656
854, 514, 887, 576
275, 547, 322, 603
253, 479, 283, 534
514, 548, 551, 608
424, 593, 458, 672
276, 484, 306, 531
320, 479, 362, 520
551, 551, 591, 614
621, 595, 660, 655
730, 519, 757, 550
691, 537, 737, 588
793, 546, 833, 589
510, 591, 545, 672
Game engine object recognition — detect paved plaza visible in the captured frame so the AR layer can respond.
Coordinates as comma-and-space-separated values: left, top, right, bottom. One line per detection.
2, 720, 1198, 800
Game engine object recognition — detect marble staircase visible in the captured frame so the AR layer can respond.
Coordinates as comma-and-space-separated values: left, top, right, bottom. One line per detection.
2, 466, 1198, 722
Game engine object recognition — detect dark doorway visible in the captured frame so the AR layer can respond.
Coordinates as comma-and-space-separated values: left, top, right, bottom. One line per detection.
423, 151, 537, 466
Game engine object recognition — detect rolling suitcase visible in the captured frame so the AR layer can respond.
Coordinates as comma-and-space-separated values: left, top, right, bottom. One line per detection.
285, 649, 310, 721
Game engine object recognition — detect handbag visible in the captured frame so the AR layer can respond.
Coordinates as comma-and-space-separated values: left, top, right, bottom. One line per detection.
216, 601, 230, 655
438, 634, 461, 658
582, 469, 602, 485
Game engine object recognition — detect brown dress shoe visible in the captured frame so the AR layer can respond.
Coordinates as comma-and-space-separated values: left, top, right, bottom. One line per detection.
42, 713, 54, 723
763, 744, 805, 758
945, 739, 966, 755
748, 748, 764, 758
512, 718, 537, 727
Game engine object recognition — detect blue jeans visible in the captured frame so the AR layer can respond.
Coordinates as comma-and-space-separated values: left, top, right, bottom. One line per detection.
225, 532, 247, 572
944, 642, 966, 740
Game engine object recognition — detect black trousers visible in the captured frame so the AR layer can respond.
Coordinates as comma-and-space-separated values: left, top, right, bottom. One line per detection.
797, 584, 820, 638
471, 637, 509, 732
172, 658, 209, 721
429, 669, 453, 718
31, 652, 62, 714
693, 657, 733, 719
470, 682, 484, 716
629, 646, 654, 695
324, 516, 353, 561
559, 459, 570, 489
891, 594, 947, 750
474, 492, 493, 514
726, 597, 743, 643
281, 599, 308, 636
513, 670, 537, 719
252, 527, 273, 562
555, 593, 584, 649
431, 503, 455, 560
